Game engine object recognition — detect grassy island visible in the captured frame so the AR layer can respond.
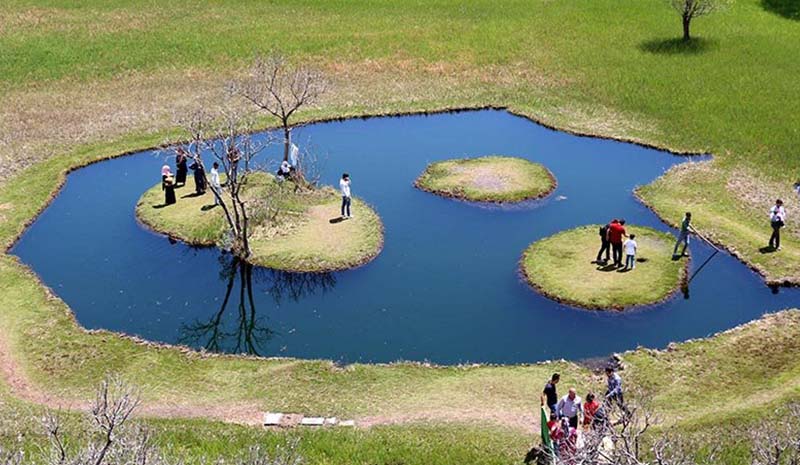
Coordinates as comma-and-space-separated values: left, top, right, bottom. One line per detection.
135, 173, 383, 272
520, 225, 688, 310
414, 156, 556, 203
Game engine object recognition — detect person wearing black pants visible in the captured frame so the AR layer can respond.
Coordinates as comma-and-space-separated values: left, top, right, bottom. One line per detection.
339, 173, 352, 218
607, 219, 627, 267
769, 199, 785, 250
596, 222, 612, 263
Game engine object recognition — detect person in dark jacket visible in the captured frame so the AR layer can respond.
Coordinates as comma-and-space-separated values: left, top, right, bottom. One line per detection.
163, 174, 176, 205
175, 149, 189, 187
596, 220, 614, 263
190, 161, 206, 195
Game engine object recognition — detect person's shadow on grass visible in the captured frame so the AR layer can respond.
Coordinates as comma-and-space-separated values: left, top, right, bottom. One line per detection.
595, 262, 618, 272
759, 246, 777, 254
329, 217, 348, 224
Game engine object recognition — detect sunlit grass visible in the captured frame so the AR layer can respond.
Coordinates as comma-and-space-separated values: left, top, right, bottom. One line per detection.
415, 156, 555, 203
521, 225, 687, 309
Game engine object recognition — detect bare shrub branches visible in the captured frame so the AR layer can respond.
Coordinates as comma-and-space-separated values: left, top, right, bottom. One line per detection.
172, 102, 269, 258
750, 403, 800, 465
2, 376, 305, 465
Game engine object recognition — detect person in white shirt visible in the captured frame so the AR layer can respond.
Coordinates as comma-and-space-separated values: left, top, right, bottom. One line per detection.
210, 162, 222, 206
769, 199, 786, 250
277, 160, 294, 180
556, 388, 583, 429
339, 173, 352, 218
624, 234, 638, 270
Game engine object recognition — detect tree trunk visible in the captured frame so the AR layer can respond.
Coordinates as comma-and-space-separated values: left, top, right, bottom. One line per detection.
682, 15, 692, 41
283, 125, 291, 162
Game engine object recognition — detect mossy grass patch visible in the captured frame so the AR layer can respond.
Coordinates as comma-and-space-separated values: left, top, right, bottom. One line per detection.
520, 225, 688, 310
414, 156, 556, 203
135, 172, 383, 272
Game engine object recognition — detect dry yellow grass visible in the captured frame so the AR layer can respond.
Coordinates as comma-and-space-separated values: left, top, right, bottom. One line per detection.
415, 156, 556, 203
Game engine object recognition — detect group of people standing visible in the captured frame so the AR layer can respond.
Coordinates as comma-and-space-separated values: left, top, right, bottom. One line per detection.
541, 368, 626, 459
159, 150, 220, 206
596, 219, 638, 270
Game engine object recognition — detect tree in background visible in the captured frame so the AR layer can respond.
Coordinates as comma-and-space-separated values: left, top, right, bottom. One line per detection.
669, 0, 728, 41
229, 53, 327, 183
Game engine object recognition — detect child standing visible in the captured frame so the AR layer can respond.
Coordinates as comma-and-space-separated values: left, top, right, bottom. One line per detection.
624, 234, 637, 270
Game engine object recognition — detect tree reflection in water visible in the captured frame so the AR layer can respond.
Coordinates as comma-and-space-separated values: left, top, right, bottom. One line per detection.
179, 254, 336, 355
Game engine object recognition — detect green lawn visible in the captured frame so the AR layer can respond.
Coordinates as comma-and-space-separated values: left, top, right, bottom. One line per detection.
521, 225, 687, 309
414, 156, 556, 203
1, 0, 800, 461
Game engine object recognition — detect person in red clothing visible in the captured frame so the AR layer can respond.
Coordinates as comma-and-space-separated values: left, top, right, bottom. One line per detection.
583, 392, 600, 428
547, 412, 563, 456
607, 219, 627, 267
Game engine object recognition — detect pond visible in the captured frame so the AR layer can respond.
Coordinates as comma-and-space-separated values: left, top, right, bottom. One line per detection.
12, 110, 800, 364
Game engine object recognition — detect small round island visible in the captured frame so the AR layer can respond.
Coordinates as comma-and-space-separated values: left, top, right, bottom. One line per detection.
414, 155, 556, 203
520, 225, 688, 310
135, 172, 383, 272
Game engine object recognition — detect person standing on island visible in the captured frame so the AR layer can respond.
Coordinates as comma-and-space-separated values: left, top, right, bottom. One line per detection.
209, 162, 222, 206
542, 373, 560, 416
162, 173, 176, 206
340, 173, 352, 219
623, 234, 637, 270
175, 148, 188, 187
596, 220, 613, 264
190, 160, 206, 195
673, 212, 694, 258
769, 199, 786, 251
608, 219, 627, 268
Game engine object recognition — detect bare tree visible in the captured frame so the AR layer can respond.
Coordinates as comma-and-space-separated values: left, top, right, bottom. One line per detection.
174, 103, 268, 259
229, 54, 327, 176
2, 376, 306, 465
39, 376, 148, 465
668, 0, 727, 41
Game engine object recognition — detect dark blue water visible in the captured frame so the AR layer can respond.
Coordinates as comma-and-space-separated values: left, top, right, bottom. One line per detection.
12, 110, 800, 364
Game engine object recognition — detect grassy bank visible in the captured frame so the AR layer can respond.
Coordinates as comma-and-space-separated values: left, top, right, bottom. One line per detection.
1, 0, 800, 460
414, 155, 556, 203
135, 174, 384, 272
2, 0, 798, 279
637, 161, 800, 285
521, 225, 687, 310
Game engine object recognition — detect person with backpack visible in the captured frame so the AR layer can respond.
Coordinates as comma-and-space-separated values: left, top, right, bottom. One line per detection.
596, 220, 614, 264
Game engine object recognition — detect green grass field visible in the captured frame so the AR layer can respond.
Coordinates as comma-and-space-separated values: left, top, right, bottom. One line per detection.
521, 225, 687, 309
415, 156, 556, 203
1, 0, 800, 462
